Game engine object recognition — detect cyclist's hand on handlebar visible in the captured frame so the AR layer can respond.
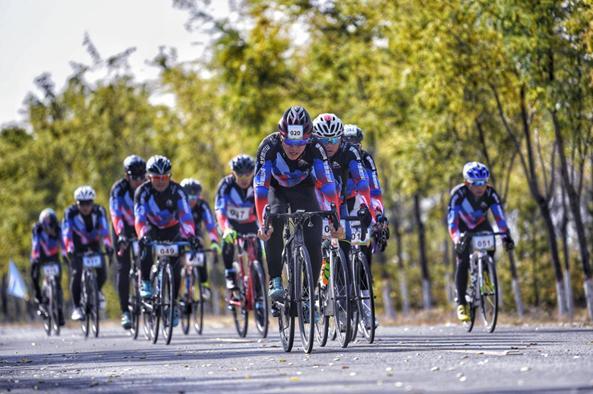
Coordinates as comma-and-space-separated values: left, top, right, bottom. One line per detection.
258, 226, 273, 241
330, 224, 345, 240
454, 234, 468, 255
189, 236, 202, 251
210, 241, 221, 254
223, 228, 238, 244
116, 235, 128, 255
503, 234, 515, 251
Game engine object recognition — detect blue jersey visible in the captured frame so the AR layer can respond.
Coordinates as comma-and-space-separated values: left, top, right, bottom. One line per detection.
215, 175, 257, 231
31, 223, 65, 263
109, 178, 135, 238
191, 198, 219, 243
62, 204, 112, 253
134, 181, 195, 239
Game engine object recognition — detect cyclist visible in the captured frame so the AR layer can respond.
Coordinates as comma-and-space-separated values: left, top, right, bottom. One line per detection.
448, 161, 514, 322
63, 186, 113, 321
343, 124, 389, 257
255, 105, 340, 304
109, 155, 146, 330
181, 178, 220, 298
215, 155, 261, 294
313, 114, 375, 328
134, 155, 199, 327
31, 208, 66, 326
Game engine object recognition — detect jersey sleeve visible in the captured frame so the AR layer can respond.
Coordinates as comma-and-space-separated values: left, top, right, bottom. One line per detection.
134, 187, 150, 239
488, 188, 509, 233
215, 178, 232, 232
254, 139, 274, 225
347, 146, 375, 221
62, 211, 74, 254
200, 200, 220, 242
177, 188, 196, 239
109, 182, 125, 237
364, 153, 384, 214
31, 227, 40, 262
98, 206, 113, 249
312, 142, 340, 218
447, 189, 462, 243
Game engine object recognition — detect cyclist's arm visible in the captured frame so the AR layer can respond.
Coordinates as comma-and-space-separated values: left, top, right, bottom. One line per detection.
109, 183, 125, 237
177, 188, 196, 239
312, 142, 340, 219
134, 188, 150, 239
254, 141, 273, 226
98, 206, 113, 249
347, 147, 375, 221
488, 188, 509, 233
201, 200, 220, 243
215, 178, 232, 232
62, 210, 75, 254
365, 153, 385, 214
447, 192, 462, 244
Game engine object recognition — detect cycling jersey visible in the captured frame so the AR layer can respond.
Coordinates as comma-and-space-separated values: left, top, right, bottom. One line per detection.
447, 183, 509, 243
62, 204, 112, 253
357, 149, 384, 214
215, 174, 257, 232
31, 223, 65, 263
134, 181, 195, 239
109, 178, 136, 238
254, 133, 339, 224
191, 198, 219, 243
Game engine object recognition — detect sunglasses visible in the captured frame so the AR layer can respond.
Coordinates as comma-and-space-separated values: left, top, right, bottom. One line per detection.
187, 194, 199, 201
77, 200, 93, 206
319, 137, 341, 145
149, 174, 171, 181
469, 180, 487, 187
130, 174, 146, 181
282, 137, 310, 146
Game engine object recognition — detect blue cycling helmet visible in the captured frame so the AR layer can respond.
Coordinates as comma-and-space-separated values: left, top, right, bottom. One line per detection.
146, 155, 171, 175
463, 162, 490, 185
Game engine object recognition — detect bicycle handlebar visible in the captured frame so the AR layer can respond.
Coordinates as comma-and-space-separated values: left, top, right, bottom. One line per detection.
263, 203, 339, 232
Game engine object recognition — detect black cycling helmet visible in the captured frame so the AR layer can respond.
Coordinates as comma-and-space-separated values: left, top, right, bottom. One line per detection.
230, 154, 256, 175
146, 155, 171, 175
343, 124, 363, 144
278, 105, 313, 146
123, 155, 146, 176
180, 178, 202, 196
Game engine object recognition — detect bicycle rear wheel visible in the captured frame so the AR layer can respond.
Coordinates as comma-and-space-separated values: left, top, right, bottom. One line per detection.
41, 284, 51, 336
278, 252, 295, 352
354, 252, 375, 343
80, 273, 90, 338
231, 262, 248, 338
479, 257, 498, 333
192, 267, 205, 335
315, 282, 329, 347
161, 264, 175, 345
296, 245, 315, 354
332, 248, 351, 348
180, 269, 192, 335
252, 260, 269, 338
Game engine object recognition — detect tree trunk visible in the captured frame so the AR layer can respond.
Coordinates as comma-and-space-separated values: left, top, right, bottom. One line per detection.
584, 279, 593, 320
508, 251, 524, 318
398, 267, 410, 316
377, 252, 396, 320
391, 201, 409, 316
414, 193, 431, 309
560, 185, 574, 319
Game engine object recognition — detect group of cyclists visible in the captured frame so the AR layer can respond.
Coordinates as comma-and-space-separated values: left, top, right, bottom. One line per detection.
29, 104, 515, 343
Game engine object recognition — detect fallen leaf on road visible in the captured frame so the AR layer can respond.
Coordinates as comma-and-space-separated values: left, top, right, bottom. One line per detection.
431, 366, 439, 372
289, 377, 300, 382
520, 366, 530, 372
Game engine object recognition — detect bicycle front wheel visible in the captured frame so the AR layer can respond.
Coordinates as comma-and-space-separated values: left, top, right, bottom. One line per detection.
129, 269, 141, 340
252, 260, 269, 338
295, 245, 315, 354
50, 281, 60, 336
149, 270, 160, 344
192, 267, 205, 335
332, 247, 351, 348
88, 273, 100, 338
231, 262, 248, 338
354, 252, 375, 343
278, 252, 295, 352
315, 282, 329, 347
161, 264, 175, 345
479, 257, 499, 333
180, 269, 192, 335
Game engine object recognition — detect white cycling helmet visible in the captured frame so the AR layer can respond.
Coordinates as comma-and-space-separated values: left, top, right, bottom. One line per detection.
313, 113, 344, 138
74, 185, 96, 202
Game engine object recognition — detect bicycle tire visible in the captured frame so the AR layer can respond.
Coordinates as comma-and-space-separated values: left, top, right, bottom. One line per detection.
355, 252, 375, 343
479, 256, 498, 333
149, 270, 160, 344
81, 272, 90, 338
296, 245, 315, 354
332, 247, 351, 348
50, 280, 60, 336
252, 260, 269, 338
89, 273, 100, 338
129, 269, 141, 340
192, 267, 205, 335
231, 262, 248, 338
315, 282, 329, 347
278, 252, 295, 352
162, 263, 175, 345
180, 269, 192, 335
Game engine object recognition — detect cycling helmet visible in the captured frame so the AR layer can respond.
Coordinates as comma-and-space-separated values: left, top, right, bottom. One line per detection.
74, 185, 96, 202
463, 161, 490, 185
230, 154, 256, 175
278, 105, 313, 145
313, 113, 344, 138
180, 178, 202, 196
343, 124, 363, 144
123, 155, 146, 176
39, 208, 58, 232
146, 155, 171, 175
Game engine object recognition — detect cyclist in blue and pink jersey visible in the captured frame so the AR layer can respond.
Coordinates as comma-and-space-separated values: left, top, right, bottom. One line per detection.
63, 186, 113, 321
134, 155, 199, 327
181, 178, 220, 297
215, 155, 261, 292
448, 161, 514, 322
31, 208, 66, 326
255, 105, 340, 303
109, 155, 146, 330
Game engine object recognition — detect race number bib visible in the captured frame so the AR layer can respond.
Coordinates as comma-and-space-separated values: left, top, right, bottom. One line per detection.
322, 218, 331, 239
471, 234, 495, 251
227, 206, 251, 222
186, 252, 205, 267
154, 244, 179, 257
42, 263, 60, 277
287, 124, 304, 139
83, 254, 102, 268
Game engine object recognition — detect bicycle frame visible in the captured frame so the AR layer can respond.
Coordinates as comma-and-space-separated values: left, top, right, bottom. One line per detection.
233, 234, 260, 311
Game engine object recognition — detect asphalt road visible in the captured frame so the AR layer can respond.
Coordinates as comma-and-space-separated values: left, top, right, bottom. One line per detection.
1, 319, 592, 393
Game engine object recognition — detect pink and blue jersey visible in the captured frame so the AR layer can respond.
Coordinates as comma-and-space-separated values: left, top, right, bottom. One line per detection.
447, 184, 509, 243
191, 199, 220, 243
215, 175, 257, 232
31, 223, 65, 262
134, 181, 196, 239
62, 205, 113, 253
254, 133, 340, 224
109, 178, 136, 238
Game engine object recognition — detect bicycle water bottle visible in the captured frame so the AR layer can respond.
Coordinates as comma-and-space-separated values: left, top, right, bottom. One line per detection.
321, 258, 330, 287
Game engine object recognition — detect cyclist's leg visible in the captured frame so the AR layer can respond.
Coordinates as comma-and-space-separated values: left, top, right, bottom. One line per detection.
455, 248, 471, 306
70, 255, 83, 307
264, 186, 288, 281
96, 255, 107, 291
116, 244, 132, 313
30, 263, 42, 302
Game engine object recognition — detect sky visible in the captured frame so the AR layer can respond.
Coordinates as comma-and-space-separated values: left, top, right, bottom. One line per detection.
0, 0, 226, 127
